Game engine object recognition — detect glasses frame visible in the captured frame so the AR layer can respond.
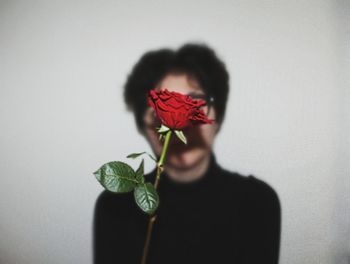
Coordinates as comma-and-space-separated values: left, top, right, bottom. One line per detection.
187, 93, 214, 116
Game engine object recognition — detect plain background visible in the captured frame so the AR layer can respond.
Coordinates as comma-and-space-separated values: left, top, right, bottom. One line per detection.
0, 0, 349, 263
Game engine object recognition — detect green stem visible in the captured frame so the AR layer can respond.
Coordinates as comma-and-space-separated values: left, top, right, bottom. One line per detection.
156, 130, 172, 184
140, 129, 172, 264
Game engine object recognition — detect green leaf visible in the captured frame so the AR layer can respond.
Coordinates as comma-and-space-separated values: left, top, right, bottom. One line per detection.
126, 151, 157, 163
126, 152, 145, 159
174, 130, 187, 145
147, 153, 157, 162
93, 161, 139, 193
157, 124, 170, 133
135, 159, 145, 183
134, 183, 159, 215
93, 168, 102, 182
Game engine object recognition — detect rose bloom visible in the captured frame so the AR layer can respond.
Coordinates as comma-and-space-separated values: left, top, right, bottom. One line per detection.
147, 88, 214, 130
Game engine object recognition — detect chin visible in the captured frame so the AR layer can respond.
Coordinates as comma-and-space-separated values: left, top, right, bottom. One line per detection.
166, 148, 205, 169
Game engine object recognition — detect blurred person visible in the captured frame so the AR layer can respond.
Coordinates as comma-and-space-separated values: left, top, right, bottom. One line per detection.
93, 43, 281, 264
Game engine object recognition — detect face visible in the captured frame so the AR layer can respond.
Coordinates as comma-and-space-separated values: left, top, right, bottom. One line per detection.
142, 73, 219, 171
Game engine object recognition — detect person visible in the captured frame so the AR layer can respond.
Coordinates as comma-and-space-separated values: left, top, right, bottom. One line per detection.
93, 43, 281, 264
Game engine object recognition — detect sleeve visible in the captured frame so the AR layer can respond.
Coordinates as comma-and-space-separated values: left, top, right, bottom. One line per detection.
239, 176, 281, 264
93, 190, 113, 264
93, 191, 130, 264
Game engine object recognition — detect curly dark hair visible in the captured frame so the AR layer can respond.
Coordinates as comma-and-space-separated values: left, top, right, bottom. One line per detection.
123, 42, 230, 134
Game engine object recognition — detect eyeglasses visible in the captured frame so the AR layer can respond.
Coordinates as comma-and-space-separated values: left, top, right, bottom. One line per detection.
186, 92, 214, 116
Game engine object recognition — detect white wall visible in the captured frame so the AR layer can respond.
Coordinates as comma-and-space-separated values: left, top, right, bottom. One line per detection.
0, 0, 347, 263
332, 0, 350, 263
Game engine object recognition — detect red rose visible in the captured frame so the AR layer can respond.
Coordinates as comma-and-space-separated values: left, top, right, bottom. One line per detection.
147, 88, 215, 130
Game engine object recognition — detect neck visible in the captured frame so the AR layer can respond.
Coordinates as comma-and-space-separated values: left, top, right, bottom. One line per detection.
163, 152, 211, 183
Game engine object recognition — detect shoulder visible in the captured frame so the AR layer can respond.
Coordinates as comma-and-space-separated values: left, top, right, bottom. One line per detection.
217, 166, 281, 211
243, 175, 281, 221
246, 175, 280, 207
94, 189, 134, 215
95, 189, 120, 206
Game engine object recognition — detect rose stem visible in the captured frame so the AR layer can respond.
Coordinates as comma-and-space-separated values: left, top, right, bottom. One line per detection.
140, 129, 172, 264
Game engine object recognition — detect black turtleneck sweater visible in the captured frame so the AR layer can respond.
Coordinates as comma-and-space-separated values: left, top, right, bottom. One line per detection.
93, 152, 281, 264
